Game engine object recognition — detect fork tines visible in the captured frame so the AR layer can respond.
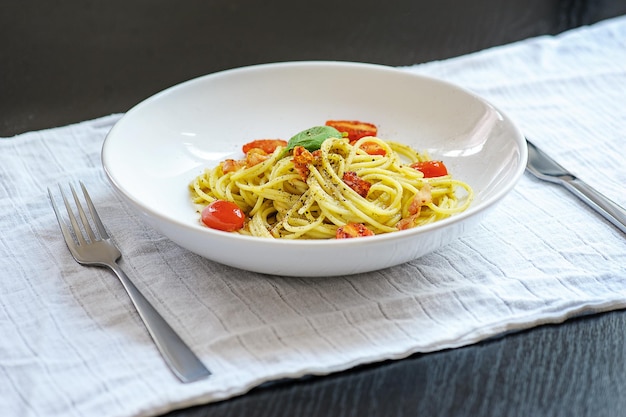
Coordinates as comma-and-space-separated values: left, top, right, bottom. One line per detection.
48, 182, 108, 245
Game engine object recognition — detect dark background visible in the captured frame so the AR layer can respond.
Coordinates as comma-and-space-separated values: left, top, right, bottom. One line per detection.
3, 1, 626, 416
2, 0, 625, 136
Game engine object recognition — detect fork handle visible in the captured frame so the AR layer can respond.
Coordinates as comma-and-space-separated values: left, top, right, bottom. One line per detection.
562, 177, 626, 235
107, 262, 211, 382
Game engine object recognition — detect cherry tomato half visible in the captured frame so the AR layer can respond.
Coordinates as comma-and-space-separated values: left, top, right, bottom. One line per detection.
410, 160, 449, 178
358, 141, 387, 156
242, 139, 288, 154
201, 200, 246, 232
325, 120, 377, 142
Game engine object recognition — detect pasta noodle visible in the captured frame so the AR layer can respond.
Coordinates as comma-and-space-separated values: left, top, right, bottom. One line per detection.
189, 132, 473, 239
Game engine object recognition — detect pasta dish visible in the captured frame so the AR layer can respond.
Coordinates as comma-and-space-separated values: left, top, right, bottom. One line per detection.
189, 120, 473, 239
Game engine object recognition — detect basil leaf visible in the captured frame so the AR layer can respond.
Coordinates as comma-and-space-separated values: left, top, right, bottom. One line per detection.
282, 126, 342, 156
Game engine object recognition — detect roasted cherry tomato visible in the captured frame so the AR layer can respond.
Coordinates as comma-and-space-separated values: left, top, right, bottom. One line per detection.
358, 141, 387, 156
201, 200, 246, 232
410, 160, 448, 178
325, 120, 377, 142
336, 223, 375, 239
242, 139, 288, 154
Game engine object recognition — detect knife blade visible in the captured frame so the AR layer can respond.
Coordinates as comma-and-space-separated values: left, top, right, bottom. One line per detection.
525, 139, 626, 234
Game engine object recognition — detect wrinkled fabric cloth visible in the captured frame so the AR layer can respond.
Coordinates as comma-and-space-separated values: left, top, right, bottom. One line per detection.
1, 15, 625, 417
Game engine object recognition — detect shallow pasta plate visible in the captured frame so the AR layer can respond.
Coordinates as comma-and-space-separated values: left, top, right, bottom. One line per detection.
102, 61, 526, 277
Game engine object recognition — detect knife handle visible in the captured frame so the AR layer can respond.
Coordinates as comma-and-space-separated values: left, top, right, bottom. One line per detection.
562, 178, 626, 234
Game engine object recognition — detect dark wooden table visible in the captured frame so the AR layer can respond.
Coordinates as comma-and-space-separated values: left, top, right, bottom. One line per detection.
4, 1, 626, 416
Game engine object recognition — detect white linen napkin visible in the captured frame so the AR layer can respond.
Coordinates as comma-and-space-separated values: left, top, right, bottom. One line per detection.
2, 15, 625, 417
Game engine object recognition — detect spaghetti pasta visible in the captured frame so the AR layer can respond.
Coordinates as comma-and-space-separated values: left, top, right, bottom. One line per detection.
189, 125, 473, 239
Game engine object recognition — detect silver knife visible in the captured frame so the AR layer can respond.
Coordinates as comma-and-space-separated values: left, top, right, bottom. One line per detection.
525, 139, 626, 234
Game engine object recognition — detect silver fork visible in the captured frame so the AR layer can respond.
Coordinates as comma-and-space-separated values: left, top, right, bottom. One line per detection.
48, 182, 211, 383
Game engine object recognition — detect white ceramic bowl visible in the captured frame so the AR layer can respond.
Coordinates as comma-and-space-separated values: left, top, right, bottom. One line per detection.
102, 61, 526, 277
